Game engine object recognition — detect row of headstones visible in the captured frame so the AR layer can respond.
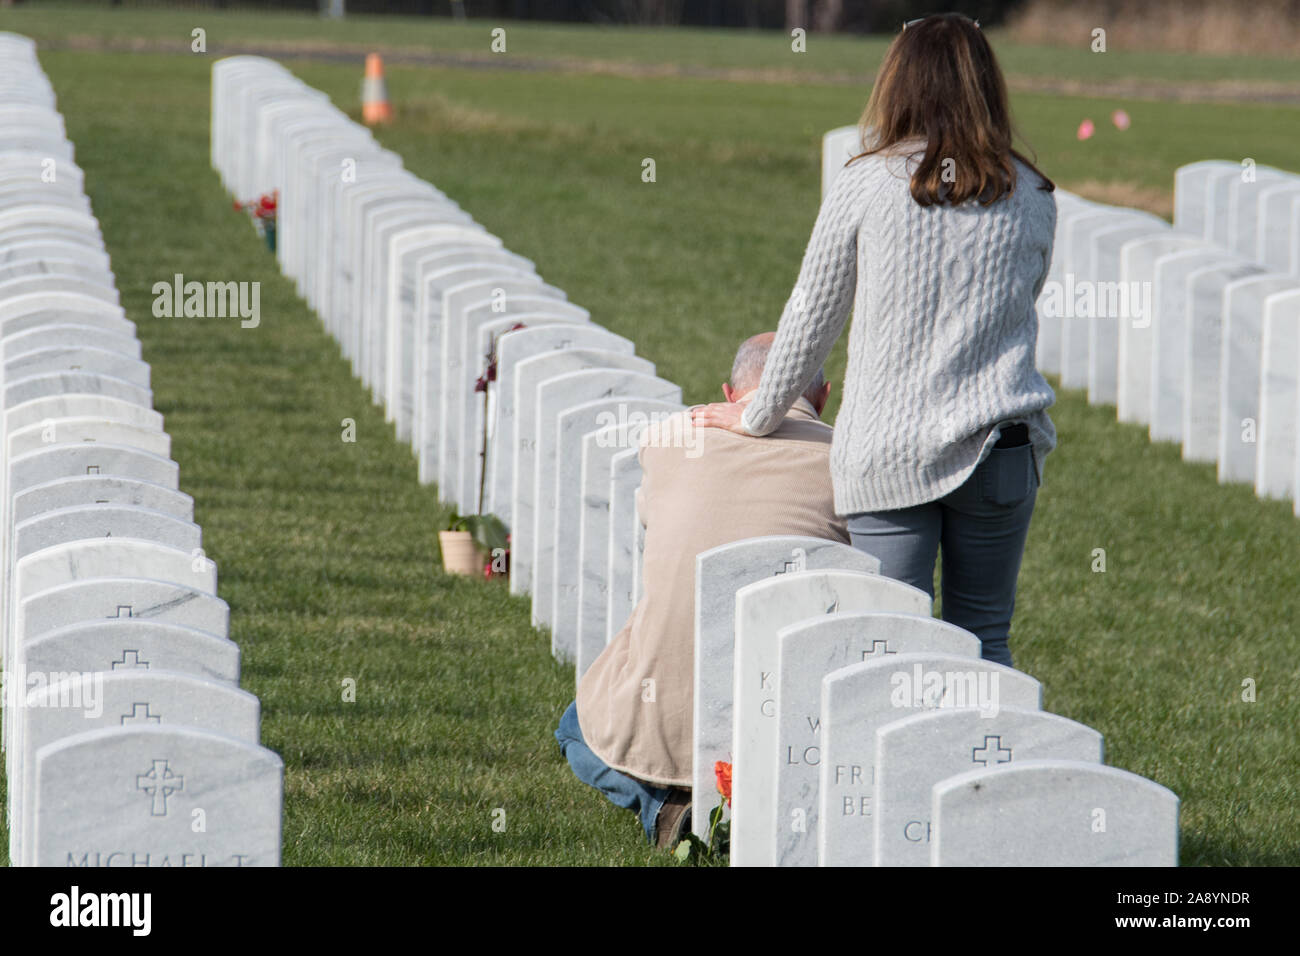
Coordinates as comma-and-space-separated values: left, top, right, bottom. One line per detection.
826, 128, 1300, 509
0, 33, 282, 868
691, 535, 1179, 866
1048, 164, 1300, 505
209, 56, 681, 684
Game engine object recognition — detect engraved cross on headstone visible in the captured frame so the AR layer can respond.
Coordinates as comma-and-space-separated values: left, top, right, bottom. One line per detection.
112, 649, 150, 670
108, 605, 133, 619
971, 735, 1012, 766
121, 703, 161, 726
136, 760, 184, 816
775, 547, 807, 575
862, 639, 895, 659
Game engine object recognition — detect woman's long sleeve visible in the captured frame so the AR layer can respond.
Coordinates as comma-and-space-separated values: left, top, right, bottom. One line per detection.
739, 164, 867, 436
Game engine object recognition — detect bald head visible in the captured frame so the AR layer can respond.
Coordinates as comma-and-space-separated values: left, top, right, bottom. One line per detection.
728, 332, 827, 408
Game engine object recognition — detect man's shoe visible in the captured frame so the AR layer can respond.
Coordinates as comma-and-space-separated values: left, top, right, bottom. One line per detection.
654, 788, 692, 850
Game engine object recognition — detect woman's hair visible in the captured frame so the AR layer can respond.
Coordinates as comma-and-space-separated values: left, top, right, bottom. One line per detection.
853, 13, 1054, 207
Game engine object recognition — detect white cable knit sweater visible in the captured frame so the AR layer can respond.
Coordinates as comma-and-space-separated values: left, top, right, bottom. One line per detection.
740, 143, 1059, 515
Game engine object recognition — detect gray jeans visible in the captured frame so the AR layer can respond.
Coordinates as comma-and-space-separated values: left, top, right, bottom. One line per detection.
845, 441, 1039, 668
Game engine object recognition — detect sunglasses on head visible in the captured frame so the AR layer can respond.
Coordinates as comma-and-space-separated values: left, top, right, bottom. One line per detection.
903, 13, 981, 29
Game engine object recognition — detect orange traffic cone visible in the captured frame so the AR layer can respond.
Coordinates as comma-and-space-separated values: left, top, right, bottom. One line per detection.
362, 53, 391, 125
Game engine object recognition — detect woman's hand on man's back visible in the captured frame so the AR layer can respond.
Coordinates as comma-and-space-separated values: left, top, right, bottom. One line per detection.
690, 400, 750, 435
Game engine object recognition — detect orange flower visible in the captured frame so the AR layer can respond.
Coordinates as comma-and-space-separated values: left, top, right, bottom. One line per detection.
714, 761, 732, 805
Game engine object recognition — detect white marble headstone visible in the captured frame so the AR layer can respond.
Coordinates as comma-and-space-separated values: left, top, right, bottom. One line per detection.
931, 760, 1179, 866
1256, 290, 1300, 499
821, 125, 860, 199
605, 446, 642, 648
1116, 235, 1205, 426
1037, 192, 1099, 376
22, 619, 240, 688
1086, 219, 1168, 407
1173, 160, 1239, 239
1182, 261, 1265, 463
13, 476, 192, 525
14, 505, 201, 561
1058, 210, 1137, 388
31, 725, 283, 867
1206, 165, 1245, 247
8, 417, 169, 462
1227, 167, 1289, 260
1256, 182, 1300, 274
1217, 274, 1300, 484
1148, 249, 1235, 444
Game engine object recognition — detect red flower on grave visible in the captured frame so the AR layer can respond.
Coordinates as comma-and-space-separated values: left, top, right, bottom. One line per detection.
474, 373, 489, 393
715, 761, 732, 806
251, 192, 277, 221
483, 560, 493, 580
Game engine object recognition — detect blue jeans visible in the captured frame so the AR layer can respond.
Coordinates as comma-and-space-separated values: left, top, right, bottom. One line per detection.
846, 440, 1039, 668
554, 700, 671, 843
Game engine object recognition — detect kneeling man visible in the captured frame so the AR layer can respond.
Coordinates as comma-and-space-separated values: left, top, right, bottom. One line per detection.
554, 332, 848, 848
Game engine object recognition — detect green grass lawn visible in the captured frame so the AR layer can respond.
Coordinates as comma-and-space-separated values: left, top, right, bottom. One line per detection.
0, 9, 1297, 865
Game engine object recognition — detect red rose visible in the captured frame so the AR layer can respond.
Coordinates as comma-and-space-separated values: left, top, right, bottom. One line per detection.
715, 761, 732, 805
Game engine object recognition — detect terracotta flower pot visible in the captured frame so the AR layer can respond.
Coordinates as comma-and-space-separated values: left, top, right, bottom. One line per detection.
439, 530, 481, 576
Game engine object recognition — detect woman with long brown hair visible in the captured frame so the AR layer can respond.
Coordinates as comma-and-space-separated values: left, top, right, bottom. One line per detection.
692, 13, 1057, 668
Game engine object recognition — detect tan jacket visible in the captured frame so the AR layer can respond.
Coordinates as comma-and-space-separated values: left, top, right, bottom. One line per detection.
575, 397, 847, 787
